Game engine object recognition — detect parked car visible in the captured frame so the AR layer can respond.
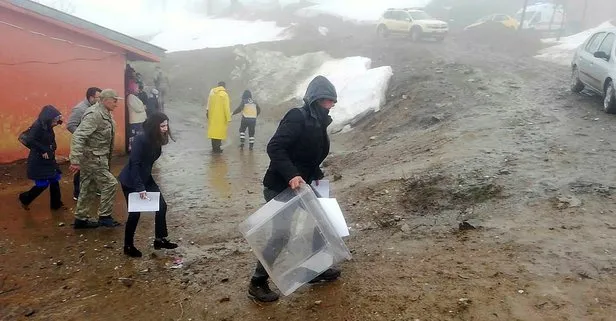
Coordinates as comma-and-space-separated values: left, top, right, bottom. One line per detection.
377, 8, 449, 42
571, 28, 616, 113
465, 14, 519, 30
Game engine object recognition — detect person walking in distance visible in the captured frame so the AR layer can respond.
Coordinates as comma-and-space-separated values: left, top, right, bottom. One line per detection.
69, 89, 122, 229
233, 90, 261, 151
154, 66, 170, 111
119, 112, 178, 257
248, 75, 341, 302
67, 87, 101, 201
18, 105, 65, 211
206, 81, 231, 154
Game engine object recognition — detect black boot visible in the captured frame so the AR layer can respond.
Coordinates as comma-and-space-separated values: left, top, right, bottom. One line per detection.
99, 216, 122, 227
123, 245, 143, 258
308, 268, 341, 283
248, 282, 279, 302
154, 238, 178, 250
18, 194, 30, 210
19, 185, 47, 210
249, 143, 254, 151
73, 219, 99, 229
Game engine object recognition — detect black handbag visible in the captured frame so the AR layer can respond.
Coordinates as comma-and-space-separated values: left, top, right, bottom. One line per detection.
18, 127, 33, 149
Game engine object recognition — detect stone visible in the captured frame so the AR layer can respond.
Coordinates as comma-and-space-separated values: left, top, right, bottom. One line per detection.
400, 223, 411, 233
24, 308, 36, 317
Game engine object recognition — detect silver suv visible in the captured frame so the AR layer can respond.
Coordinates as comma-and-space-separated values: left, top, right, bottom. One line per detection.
571, 28, 616, 113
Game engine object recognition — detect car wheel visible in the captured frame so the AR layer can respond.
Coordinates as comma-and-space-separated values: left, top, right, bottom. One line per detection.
410, 27, 422, 42
604, 80, 616, 114
571, 66, 585, 93
377, 25, 389, 38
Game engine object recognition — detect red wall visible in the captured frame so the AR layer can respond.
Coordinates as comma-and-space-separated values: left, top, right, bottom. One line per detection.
0, 7, 127, 164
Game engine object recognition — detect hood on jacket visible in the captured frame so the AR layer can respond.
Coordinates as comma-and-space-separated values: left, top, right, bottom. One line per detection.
37, 105, 62, 128
213, 86, 227, 95
242, 90, 252, 100
303, 75, 337, 107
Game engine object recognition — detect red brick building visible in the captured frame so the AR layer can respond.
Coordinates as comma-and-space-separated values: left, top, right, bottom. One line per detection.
0, 0, 165, 163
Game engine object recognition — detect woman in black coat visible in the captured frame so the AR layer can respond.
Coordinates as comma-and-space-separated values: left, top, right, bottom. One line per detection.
119, 112, 178, 258
19, 105, 64, 210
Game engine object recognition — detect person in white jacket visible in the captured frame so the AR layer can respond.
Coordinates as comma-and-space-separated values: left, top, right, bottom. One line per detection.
127, 92, 147, 152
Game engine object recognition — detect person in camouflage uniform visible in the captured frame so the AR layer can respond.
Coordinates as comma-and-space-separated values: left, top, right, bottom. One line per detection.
69, 89, 122, 229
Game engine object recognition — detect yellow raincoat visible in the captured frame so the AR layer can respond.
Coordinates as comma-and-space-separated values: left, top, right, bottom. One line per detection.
206, 86, 231, 140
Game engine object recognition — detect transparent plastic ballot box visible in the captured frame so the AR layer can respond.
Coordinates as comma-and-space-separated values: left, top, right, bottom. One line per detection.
239, 184, 352, 296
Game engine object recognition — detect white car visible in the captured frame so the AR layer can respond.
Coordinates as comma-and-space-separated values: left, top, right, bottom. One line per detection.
377, 9, 449, 42
571, 28, 616, 113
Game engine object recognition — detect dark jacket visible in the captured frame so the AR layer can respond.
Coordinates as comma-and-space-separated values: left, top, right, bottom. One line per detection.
137, 91, 149, 105
146, 96, 160, 116
233, 90, 261, 118
26, 105, 61, 180
263, 76, 336, 193
118, 134, 161, 191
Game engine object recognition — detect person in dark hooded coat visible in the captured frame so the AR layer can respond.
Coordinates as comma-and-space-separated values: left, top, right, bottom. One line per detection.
19, 105, 64, 210
247, 75, 341, 303
233, 90, 261, 150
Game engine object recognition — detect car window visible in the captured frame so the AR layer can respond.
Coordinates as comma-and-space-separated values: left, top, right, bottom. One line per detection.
383, 11, 394, 19
408, 11, 431, 20
597, 33, 615, 57
586, 32, 606, 53
397, 11, 411, 21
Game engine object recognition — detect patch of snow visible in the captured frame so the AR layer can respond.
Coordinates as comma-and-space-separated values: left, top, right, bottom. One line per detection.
535, 21, 615, 65
230, 49, 393, 131
295, 57, 393, 132
295, 0, 432, 24
150, 17, 290, 52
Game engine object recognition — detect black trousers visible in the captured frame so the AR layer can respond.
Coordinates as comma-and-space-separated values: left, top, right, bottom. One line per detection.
122, 181, 168, 247
211, 139, 222, 152
251, 188, 325, 285
73, 171, 80, 198
239, 118, 257, 140
19, 180, 62, 209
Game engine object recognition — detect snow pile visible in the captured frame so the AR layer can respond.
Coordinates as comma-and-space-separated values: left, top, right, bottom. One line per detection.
150, 17, 289, 52
295, 0, 432, 24
295, 57, 393, 132
535, 21, 615, 65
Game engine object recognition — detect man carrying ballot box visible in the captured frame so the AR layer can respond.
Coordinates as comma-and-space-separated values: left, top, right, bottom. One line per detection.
247, 75, 341, 303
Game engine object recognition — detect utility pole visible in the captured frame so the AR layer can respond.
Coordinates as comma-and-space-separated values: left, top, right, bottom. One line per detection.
518, 0, 530, 32
581, 0, 589, 30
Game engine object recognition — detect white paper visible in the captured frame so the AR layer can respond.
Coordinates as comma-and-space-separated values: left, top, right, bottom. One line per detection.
311, 180, 330, 198
128, 192, 161, 212
318, 198, 349, 237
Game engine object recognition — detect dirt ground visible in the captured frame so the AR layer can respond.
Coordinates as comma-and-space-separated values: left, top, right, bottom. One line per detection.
3, 19, 616, 321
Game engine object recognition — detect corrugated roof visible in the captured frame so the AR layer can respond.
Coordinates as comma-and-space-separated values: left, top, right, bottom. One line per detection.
4, 0, 166, 62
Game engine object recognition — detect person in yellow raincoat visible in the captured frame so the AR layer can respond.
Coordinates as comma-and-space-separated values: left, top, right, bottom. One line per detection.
206, 81, 231, 153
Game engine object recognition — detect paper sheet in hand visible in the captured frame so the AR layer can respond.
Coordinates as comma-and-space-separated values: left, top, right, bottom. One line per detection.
318, 198, 349, 237
128, 192, 160, 212
311, 180, 330, 198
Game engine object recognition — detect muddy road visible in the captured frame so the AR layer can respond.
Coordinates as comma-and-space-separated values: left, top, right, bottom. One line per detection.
3, 29, 616, 320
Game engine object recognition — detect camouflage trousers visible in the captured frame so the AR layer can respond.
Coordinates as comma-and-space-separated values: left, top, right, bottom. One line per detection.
74, 156, 118, 220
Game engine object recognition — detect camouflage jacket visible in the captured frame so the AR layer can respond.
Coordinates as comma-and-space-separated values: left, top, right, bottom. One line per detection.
69, 103, 115, 166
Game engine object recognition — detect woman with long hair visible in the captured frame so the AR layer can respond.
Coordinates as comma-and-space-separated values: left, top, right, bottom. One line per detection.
118, 112, 177, 257
19, 105, 65, 210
